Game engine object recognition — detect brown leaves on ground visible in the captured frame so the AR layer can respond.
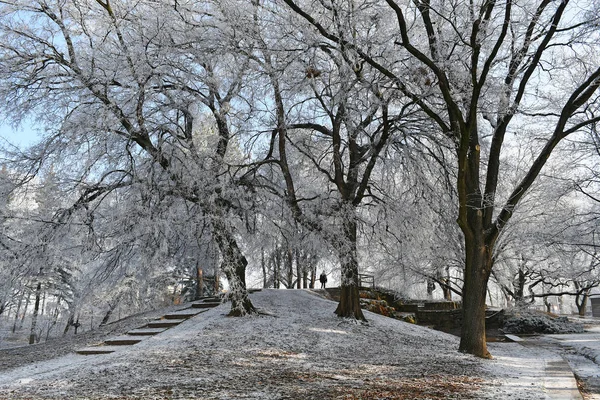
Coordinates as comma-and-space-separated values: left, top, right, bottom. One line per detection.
337, 375, 483, 400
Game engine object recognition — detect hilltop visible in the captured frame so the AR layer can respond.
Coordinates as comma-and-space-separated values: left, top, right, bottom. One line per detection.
0, 290, 582, 399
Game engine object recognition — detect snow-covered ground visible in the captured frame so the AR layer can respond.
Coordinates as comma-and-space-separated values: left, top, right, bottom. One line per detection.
0, 289, 593, 399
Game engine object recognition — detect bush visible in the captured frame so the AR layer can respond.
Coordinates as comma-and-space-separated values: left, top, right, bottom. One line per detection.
502, 314, 584, 334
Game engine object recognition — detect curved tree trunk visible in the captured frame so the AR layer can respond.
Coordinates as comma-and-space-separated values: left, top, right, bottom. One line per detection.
212, 219, 257, 317
575, 285, 590, 317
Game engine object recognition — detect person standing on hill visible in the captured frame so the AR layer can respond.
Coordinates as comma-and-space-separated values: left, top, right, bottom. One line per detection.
319, 272, 327, 289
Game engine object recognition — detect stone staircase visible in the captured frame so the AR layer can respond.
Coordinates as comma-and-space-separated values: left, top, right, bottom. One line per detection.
76, 297, 222, 355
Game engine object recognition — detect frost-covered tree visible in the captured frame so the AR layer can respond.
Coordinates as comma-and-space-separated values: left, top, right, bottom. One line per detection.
0, 0, 258, 316
229, 0, 424, 320
284, 0, 600, 357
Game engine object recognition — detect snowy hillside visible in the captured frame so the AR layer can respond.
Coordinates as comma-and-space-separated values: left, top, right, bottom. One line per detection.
0, 290, 580, 399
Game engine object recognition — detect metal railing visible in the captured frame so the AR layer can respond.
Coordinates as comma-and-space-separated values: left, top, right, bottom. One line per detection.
358, 274, 375, 289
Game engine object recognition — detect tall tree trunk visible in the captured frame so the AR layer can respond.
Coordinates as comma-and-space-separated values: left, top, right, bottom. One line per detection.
212, 219, 256, 316
29, 282, 42, 345
40, 289, 46, 316
301, 252, 308, 289
20, 292, 30, 329
274, 246, 281, 289
285, 246, 294, 289
12, 288, 24, 333
309, 260, 316, 289
212, 241, 220, 294
459, 233, 493, 359
261, 247, 268, 288
334, 216, 365, 321
296, 249, 302, 289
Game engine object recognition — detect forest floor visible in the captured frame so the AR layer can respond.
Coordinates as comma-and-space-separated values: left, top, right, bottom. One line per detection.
0, 289, 596, 399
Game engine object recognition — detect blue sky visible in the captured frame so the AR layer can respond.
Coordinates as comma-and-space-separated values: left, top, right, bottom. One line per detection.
0, 122, 39, 148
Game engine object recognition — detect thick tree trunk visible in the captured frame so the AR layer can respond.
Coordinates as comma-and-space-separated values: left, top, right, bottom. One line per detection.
459, 235, 493, 359
334, 217, 365, 321
212, 219, 257, 316
578, 296, 588, 317
576, 290, 589, 317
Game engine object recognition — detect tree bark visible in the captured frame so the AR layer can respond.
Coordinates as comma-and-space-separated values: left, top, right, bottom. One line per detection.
261, 247, 268, 288
20, 292, 30, 328
575, 286, 590, 317
12, 288, 24, 333
309, 260, 316, 289
296, 249, 302, 289
212, 219, 257, 316
29, 282, 42, 345
458, 232, 493, 359
274, 246, 281, 289
334, 216, 365, 320
285, 246, 294, 289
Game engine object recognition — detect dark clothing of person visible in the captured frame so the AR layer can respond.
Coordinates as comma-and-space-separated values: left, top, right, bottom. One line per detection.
319, 273, 327, 289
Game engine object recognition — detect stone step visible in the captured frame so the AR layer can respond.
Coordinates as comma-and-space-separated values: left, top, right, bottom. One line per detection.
146, 319, 186, 328
127, 327, 168, 336
76, 346, 122, 355
104, 335, 147, 346
199, 296, 221, 302
191, 301, 221, 309
164, 309, 206, 319
504, 334, 524, 342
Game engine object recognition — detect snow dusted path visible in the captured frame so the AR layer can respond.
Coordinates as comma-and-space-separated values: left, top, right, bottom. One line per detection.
539, 327, 600, 399
481, 338, 583, 399
0, 289, 592, 399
